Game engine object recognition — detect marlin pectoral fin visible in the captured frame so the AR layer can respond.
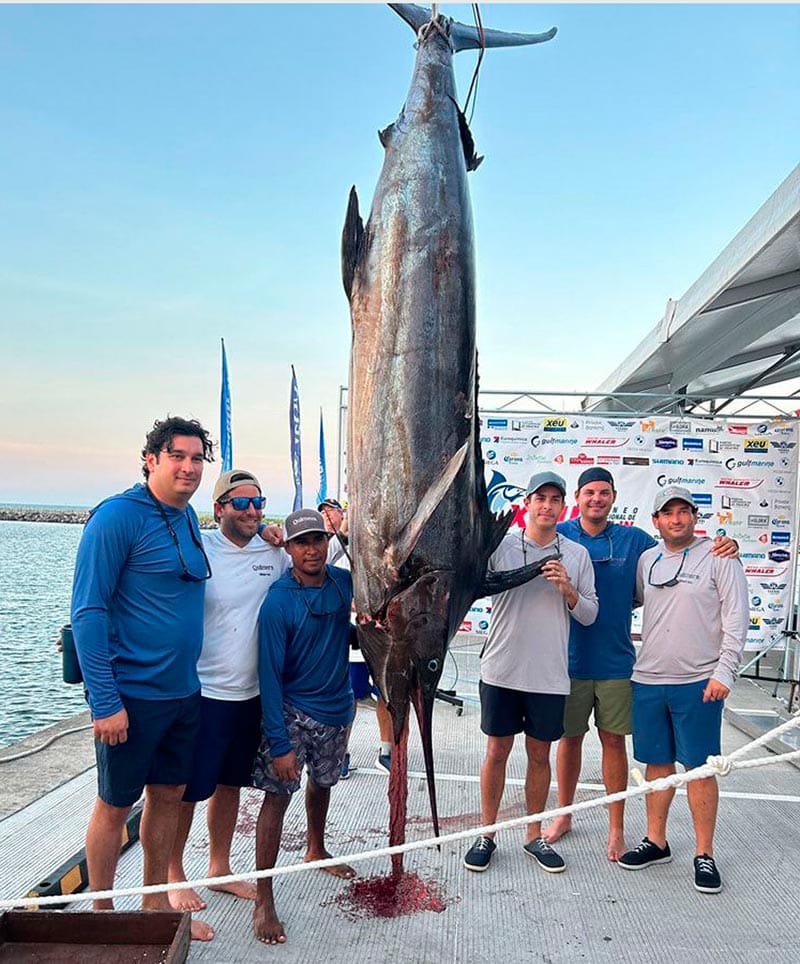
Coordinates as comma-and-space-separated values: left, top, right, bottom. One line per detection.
479, 553, 559, 597
341, 186, 364, 302
386, 441, 468, 573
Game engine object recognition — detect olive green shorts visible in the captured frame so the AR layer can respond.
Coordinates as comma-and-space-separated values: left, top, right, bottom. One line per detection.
562, 678, 632, 737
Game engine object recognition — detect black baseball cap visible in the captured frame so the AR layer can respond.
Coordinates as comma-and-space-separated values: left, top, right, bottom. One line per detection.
576, 467, 616, 491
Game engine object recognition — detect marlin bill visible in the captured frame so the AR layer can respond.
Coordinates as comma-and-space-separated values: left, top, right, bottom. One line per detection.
341, 3, 556, 865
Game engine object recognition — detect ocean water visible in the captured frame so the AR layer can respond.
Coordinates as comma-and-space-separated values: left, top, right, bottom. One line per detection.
0, 520, 87, 747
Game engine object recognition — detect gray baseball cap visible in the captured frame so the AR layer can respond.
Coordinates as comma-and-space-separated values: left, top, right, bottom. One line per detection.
652, 485, 698, 514
284, 509, 329, 542
525, 471, 567, 497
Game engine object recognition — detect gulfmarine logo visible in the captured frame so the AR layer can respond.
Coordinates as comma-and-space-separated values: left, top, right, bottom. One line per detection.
543, 417, 568, 432
744, 438, 769, 452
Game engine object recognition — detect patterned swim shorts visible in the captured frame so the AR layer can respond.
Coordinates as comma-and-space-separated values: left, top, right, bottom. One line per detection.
252, 703, 350, 794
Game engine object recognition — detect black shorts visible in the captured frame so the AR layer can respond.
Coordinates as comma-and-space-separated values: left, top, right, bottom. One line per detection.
95, 691, 202, 808
479, 681, 565, 743
183, 695, 262, 803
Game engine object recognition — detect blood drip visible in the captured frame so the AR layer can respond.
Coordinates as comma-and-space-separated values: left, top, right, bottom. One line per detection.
334, 870, 448, 920
387, 718, 409, 875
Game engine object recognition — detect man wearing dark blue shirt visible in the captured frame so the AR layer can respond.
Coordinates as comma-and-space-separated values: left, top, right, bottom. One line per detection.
251, 509, 355, 947
544, 468, 737, 861
71, 416, 214, 941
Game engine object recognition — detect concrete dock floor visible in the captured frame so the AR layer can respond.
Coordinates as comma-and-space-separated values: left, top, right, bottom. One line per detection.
1, 639, 798, 963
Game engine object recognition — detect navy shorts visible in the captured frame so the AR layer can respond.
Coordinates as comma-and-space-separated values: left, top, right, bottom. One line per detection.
349, 663, 378, 700
251, 703, 350, 795
95, 691, 202, 808
479, 681, 566, 742
183, 695, 262, 803
632, 680, 723, 769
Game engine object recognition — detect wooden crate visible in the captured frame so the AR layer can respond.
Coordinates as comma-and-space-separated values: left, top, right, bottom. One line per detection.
0, 910, 190, 963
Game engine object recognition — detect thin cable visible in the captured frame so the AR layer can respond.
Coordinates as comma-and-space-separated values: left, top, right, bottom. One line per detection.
462, 4, 486, 124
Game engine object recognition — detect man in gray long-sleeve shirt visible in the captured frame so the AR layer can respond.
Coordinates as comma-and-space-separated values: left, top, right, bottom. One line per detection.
618, 485, 748, 895
464, 471, 598, 875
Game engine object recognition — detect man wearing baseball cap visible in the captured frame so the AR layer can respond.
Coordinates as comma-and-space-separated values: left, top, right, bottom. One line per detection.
166, 469, 288, 935
251, 509, 355, 944
617, 485, 748, 895
545, 468, 738, 862
464, 471, 598, 875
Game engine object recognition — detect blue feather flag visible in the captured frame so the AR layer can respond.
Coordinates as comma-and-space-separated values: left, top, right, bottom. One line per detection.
219, 338, 233, 472
317, 408, 327, 505
289, 365, 303, 511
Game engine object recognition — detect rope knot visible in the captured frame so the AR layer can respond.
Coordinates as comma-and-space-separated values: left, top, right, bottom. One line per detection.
706, 754, 733, 777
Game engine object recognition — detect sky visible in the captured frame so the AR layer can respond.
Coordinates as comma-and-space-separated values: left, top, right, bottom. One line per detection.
1, 2, 798, 514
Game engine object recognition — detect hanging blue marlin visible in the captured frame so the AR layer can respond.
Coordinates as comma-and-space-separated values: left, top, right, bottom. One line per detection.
342, 3, 557, 860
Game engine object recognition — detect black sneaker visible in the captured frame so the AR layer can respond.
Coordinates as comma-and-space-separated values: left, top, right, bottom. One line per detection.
694, 854, 722, 893
618, 837, 672, 870
375, 749, 391, 773
464, 836, 496, 872
523, 837, 566, 874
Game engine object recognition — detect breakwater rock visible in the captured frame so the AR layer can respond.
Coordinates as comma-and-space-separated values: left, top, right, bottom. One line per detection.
0, 507, 219, 528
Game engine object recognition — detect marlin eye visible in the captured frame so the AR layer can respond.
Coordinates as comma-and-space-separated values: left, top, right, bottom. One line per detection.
427, 659, 439, 673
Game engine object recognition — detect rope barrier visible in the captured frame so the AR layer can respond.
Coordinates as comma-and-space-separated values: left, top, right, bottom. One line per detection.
1, 710, 798, 911
0, 723, 93, 764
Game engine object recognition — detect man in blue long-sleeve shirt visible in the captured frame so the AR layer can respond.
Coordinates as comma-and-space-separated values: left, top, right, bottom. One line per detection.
251, 509, 355, 946
71, 416, 214, 942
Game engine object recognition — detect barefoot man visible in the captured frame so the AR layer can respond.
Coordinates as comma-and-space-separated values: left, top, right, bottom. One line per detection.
545, 468, 739, 860
167, 470, 288, 916
252, 509, 356, 945
71, 416, 215, 941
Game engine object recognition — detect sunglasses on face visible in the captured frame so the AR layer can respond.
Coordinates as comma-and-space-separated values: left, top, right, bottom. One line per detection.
219, 496, 266, 511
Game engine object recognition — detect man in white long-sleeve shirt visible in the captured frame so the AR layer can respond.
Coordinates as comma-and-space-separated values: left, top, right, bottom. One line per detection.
464, 471, 598, 874
619, 485, 748, 895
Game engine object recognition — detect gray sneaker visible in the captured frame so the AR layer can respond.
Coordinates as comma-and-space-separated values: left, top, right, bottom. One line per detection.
464, 836, 496, 872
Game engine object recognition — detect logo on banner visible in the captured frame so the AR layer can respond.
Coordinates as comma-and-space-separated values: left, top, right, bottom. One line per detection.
584, 437, 629, 447
744, 438, 770, 452
749, 616, 762, 630
670, 420, 692, 433
640, 420, 656, 432
623, 457, 649, 466
570, 454, 595, 465
746, 565, 788, 576
597, 455, 621, 465
655, 437, 678, 450
608, 419, 636, 430
543, 417, 568, 432
715, 478, 764, 488
771, 440, 796, 450
727, 425, 749, 435
487, 418, 508, 429
682, 438, 703, 450
692, 493, 713, 506
760, 582, 787, 592
771, 532, 791, 545
748, 515, 769, 527
768, 549, 791, 563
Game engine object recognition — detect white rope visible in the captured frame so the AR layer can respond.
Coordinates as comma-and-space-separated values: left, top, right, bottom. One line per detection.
0, 723, 93, 764
2, 711, 798, 911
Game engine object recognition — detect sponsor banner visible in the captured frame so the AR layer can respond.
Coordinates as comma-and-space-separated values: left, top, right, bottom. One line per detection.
463, 414, 799, 651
